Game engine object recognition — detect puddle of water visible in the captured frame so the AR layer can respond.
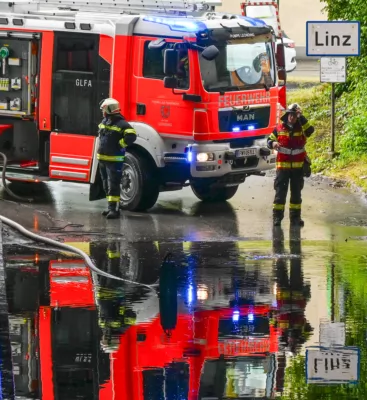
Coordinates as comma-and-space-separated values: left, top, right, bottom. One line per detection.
0, 229, 366, 399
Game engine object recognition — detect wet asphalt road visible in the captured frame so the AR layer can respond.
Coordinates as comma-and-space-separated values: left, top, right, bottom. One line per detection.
1, 175, 367, 399
0, 173, 367, 243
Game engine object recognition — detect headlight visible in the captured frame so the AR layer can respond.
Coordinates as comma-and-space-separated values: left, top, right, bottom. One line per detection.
253, 138, 267, 147
197, 152, 214, 162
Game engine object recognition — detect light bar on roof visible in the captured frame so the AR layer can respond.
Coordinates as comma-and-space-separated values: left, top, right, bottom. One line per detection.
238, 15, 267, 27
143, 16, 207, 32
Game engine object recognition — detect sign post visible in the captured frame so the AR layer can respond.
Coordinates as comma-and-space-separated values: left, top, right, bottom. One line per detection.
306, 21, 360, 157
320, 57, 346, 155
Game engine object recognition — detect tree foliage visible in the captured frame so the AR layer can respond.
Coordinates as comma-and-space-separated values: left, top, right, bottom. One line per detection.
321, 0, 367, 156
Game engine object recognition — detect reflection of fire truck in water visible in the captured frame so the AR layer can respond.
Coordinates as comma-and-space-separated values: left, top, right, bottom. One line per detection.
0, 0, 287, 211
2, 235, 310, 399
101, 240, 283, 399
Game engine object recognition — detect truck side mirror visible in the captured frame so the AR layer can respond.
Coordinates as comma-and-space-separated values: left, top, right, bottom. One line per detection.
201, 45, 219, 61
276, 43, 286, 69
164, 48, 179, 76
164, 76, 178, 89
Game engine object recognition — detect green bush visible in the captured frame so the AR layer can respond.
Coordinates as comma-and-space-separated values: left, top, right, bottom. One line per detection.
340, 114, 367, 155
321, 0, 367, 158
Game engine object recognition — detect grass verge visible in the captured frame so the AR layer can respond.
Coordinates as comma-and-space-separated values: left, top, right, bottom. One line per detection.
288, 84, 367, 192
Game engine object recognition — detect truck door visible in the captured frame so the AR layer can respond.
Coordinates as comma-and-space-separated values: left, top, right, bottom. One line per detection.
49, 33, 107, 182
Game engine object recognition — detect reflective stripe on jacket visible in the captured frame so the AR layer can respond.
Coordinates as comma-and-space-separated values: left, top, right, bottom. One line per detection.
97, 114, 136, 162
267, 115, 314, 170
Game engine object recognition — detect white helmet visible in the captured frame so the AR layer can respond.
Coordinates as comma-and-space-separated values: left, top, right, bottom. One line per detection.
287, 103, 302, 114
100, 98, 120, 115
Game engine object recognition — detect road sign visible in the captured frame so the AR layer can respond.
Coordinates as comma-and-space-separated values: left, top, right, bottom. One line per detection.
306, 346, 360, 384
319, 322, 346, 347
320, 57, 346, 83
306, 21, 360, 57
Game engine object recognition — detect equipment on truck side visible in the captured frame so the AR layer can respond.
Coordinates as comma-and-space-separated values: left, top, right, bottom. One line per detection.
0, 0, 288, 211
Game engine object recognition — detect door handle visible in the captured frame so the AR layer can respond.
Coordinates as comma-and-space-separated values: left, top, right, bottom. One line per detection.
137, 103, 146, 115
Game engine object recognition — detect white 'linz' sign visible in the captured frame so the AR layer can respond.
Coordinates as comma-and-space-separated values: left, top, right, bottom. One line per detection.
306, 347, 360, 384
306, 21, 360, 57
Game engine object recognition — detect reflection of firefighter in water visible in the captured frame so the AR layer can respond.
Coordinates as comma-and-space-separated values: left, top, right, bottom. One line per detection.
272, 228, 312, 354
93, 242, 137, 350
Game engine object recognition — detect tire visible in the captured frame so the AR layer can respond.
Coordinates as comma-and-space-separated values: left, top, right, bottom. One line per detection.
191, 182, 239, 202
120, 151, 159, 212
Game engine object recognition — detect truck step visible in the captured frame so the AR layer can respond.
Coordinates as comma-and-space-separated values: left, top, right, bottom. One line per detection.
2, 171, 50, 183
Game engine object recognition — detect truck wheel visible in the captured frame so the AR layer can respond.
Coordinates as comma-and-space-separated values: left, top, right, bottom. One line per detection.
120, 151, 159, 212
191, 182, 238, 202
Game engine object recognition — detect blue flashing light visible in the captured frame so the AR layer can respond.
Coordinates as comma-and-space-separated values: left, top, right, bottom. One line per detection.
238, 15, 267, 27
232, 310, 240, 322
248, 313, 254, 323
187, 151, 193, 162
233, 125, 256, 132
143, 16, 206, 32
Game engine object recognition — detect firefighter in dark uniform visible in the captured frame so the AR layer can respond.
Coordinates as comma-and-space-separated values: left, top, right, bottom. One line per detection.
272, 227, 312, 356
96, 242, 137, 351
177, 50, 189, 89
267, 103, 314, 227
98, 98, 137, 219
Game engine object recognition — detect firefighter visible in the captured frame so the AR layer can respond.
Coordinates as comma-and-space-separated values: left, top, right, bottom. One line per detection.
98, 98, 137, 219
272, 227, 312, 355
177, 50, 189, 89
267, 103, 314, 227
96, 242, 137, 350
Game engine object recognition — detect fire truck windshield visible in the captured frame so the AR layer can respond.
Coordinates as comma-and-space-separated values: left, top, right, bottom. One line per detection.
199, 36, 275, 93
199, 356, 275, 399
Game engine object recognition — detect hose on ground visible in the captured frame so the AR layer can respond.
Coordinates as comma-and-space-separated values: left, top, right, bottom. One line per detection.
0, 152, 33, 202
0, 153, 158, 292
0, 215, 158, 292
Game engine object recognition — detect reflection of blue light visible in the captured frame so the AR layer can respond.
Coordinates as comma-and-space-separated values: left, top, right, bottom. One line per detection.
232, 310, 240, 322
187, 151, 193, 162
143, 16, 206, 32
232, 126, 241, 132
247, 125, 255, 131
188, 284, 194, 305
248, 313, 254, 323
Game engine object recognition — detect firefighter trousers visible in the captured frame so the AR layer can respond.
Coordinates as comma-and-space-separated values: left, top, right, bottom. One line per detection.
99, 161, 123, 208
273, 168, 304, 221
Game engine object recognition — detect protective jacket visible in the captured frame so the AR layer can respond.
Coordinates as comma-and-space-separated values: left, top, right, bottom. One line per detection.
97, 114, 136, 162
268, 115, 314, 169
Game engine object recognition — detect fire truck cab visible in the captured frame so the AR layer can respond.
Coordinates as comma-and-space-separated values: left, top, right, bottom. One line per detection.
0, 0, 287, 211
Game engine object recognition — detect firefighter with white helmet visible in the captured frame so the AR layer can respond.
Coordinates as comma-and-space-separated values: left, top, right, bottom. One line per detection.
267, 103, 314, 227
98, 98, 137, 219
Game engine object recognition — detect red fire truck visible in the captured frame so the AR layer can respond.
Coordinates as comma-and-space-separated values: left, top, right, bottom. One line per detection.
0, 0, 287, 211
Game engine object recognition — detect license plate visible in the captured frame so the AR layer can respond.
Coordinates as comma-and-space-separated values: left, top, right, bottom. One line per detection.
235, 148, 257, 158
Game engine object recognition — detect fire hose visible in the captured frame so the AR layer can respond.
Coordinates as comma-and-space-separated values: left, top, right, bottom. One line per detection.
0, 152, 33, 202
0, 152, 158, 292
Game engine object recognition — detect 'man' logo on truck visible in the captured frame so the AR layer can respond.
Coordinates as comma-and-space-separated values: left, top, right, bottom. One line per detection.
75, 79, 92, 87
237, 113, 255, 121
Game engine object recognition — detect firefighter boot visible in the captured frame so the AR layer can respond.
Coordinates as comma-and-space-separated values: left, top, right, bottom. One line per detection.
290, 209, 304, 227
273, 209, 284, 227
106, 202, 120, 219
